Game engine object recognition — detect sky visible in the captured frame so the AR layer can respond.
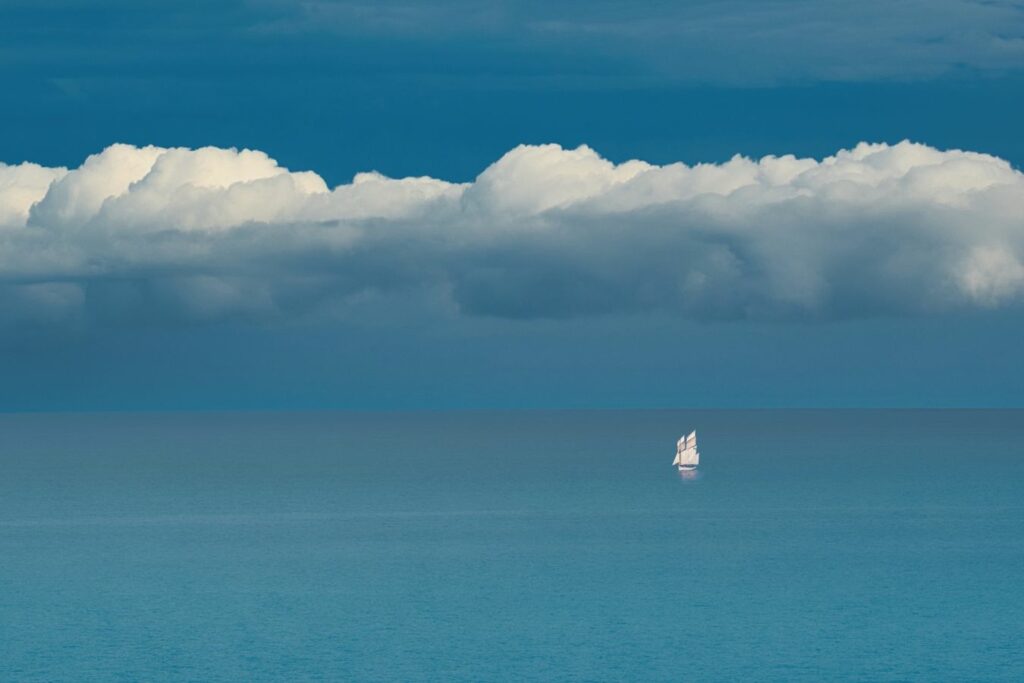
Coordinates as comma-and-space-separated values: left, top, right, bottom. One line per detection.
2, 0, 1024, 410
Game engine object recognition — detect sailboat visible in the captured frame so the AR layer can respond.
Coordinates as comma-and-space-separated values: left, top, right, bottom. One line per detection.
673, 430, 699, 471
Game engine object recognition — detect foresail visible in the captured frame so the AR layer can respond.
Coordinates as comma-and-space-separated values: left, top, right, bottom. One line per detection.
672, 452, 681, 466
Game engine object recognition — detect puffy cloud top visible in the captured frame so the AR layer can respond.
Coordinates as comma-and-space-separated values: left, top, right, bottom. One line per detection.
0, 140, 1022, 326
0, 160, 67, 227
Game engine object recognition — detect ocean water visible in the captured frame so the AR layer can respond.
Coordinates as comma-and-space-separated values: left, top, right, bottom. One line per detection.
1, 410, 1022, 682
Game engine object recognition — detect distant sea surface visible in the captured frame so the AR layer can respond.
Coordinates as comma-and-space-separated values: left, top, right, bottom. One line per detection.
1, 410, 1022, 681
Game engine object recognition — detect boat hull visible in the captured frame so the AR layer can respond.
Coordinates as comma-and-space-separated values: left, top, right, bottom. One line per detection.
677, 464, 698, 471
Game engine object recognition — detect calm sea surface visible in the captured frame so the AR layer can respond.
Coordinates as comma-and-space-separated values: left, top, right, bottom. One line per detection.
1, 410, 1022, 681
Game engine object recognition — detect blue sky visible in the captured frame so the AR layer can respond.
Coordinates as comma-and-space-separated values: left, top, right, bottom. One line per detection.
5, 1, 1024, 178
2, 0, 1024, 409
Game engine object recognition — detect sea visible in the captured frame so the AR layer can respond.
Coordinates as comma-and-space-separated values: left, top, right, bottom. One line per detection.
1, 410, 1022, 682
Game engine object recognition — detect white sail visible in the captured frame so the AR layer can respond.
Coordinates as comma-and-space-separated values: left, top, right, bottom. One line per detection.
678, 447, 697, 465
674, 431, 700, 468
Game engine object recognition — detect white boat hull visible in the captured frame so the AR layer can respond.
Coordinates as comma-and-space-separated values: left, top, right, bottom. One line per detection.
677, 464, 698, 471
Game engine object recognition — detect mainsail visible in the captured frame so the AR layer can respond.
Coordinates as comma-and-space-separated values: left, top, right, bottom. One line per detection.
674, 430, 700, 467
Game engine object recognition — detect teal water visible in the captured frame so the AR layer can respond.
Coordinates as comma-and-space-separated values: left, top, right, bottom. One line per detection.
1, 410, 1022, 681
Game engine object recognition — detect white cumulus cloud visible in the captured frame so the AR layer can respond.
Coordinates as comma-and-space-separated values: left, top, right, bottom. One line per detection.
0, 140, 1022, 327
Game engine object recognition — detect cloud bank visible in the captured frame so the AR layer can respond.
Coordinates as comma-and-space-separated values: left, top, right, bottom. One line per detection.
1, 140, 1023, 328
